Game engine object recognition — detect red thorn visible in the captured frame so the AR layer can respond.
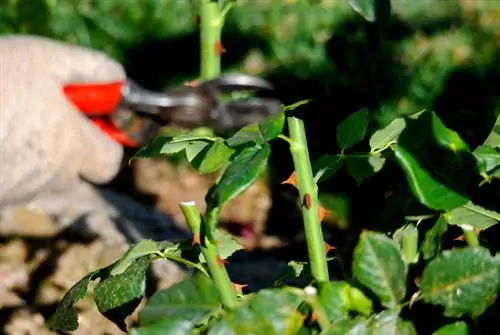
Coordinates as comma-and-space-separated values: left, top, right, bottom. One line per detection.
232, 282, 248, 293
303, 193, 312, 209
453, 235, 464, 242
215, 41, 226, 56
216, 256, 227, 266
192, 233, 201, 246
310, 311, 319, 322
281, 171, 297, 187
325, 242, 336, 254
318, 204, 332, 222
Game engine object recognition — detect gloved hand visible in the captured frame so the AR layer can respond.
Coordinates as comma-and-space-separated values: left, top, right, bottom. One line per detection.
0, 35, 126, 208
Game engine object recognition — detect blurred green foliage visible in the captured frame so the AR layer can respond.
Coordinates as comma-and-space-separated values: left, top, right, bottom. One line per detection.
2, 0, 500, 121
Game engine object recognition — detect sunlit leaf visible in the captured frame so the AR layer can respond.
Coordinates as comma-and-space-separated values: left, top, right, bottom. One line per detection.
190, 139, 234, 174
448, 201, 500, 230
420, 246, 500, 318
111, 240, 161, 276
130, 318, 194, 335
207, 144, 271, 207
369, 117, 406, 152
352, 231, 407, 308
94, 257, 151, 331
140, 274, 220, 326
47, 267, 110, 332
208, 289, 305, 334
474, 145, 500, 174
324, 316, 368, 334
367, 309, 417, 334
347, 0, 391, 22
483, 115, 500, 148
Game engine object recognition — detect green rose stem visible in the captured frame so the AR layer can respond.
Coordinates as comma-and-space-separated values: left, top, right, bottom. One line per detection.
199, 0, 234, 80
286, 117, 330, 283
460, 224, 480, 247
180, 202, 238, 309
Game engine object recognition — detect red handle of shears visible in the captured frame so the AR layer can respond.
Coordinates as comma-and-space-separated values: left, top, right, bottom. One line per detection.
63, 81, 124, 115
63, 81, 140, 147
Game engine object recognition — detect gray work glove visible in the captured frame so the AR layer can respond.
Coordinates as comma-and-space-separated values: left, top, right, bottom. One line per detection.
0, 35, 125, 208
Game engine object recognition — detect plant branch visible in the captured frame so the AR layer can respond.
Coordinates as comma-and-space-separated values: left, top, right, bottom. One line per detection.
180, 202, 238, 309
287, 117, 330, 283
200, 0, 227, 80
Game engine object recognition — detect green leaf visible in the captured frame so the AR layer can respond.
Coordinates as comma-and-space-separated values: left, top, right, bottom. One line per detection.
336, 108, 370, 151
394, 144, 469, 211
111, 239, 161, 276
201, 228, 243, 263
226, 111, 285, 148
282, 99, 311, 112
140, 274, 220, 326
448, 201, 500, 230
369, 154, 386, 172
433, 321, 469, 335
207, 144, 271, 207
132, 129, 218, 160
274, 261, 308, 287
483, 115, 500, 148
185, 141, 211, 162
191, 139, 234, 174
318, 282, 351, 322
400, 223, 419, 265
421, 216, 448, 260
312, 155, 344, 183
394, 111, 478, 211
47, 268, 108, 332
368, 309, 417, 335
420, 246, 500, 318
347, 0, 391, 23
474, 145, 500, 174
345, 286, 373, 317
130, 319, 194, 335
208, 289, 305, 334
369, 117, 406, 152
324, 316, 368, 334
345, 156, 383, 185
431, 112, 470, 152
352, 231, 408, 308
260, 110, 286, 141
226, 123, 264, 147
94, 257, 151, 330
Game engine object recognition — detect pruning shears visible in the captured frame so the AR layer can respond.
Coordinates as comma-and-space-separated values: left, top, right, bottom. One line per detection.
63, 73, 281, 147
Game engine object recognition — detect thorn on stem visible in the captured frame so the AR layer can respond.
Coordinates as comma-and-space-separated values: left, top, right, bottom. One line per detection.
216, 256, 227, 266
232, 282, 248, 293
303, 193, 312, 209
318, 205, 332, 222
310, 311, 319, 322
192, 233, 201, 246
215, 41, 226, 56
325, 242, 336, 254
281, 171, 297, 188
